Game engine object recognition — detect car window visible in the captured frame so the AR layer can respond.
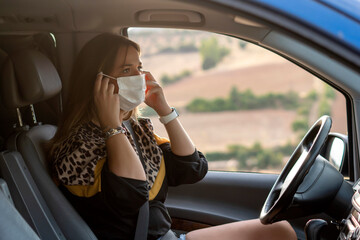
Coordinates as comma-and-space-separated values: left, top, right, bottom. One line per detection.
128, 28, 347, 174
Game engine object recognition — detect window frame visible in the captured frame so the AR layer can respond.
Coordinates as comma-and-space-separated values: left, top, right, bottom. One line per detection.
124, 27, 353, 180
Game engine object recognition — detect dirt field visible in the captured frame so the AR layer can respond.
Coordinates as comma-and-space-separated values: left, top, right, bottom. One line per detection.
162, 61, 317, 107
331, 91, 347, 134
149, 109, 298, 152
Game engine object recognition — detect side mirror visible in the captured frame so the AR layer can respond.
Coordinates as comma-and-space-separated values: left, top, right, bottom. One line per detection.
320, 133, 348, 175
329, 137, 345, 170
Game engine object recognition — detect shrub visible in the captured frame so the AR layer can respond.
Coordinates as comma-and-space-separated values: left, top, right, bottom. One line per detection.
157, 43, 198, 54
205, 152, 235, 161
319, 98, 332, 116
325, 85, 336, 99
158, 47, 176, 54
161, 74, 172, 85
186, 98, 210, 112
306, 90, 318, 101
178, 43, 198, 53
205, 142, 288, 170
202, 57, 217, 70
297, 106, 310, 116
200, 37, 230, 70
257, 150, 282, 169
283, 91, 300, 109
186, 87, 302, 112
239, 40, 247, 50
292, 118, 308, 132
274, 141, 296, 156
161, 70, 192, 86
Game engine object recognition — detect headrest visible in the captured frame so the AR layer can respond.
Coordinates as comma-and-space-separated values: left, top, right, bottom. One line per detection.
0, 49, 62, 108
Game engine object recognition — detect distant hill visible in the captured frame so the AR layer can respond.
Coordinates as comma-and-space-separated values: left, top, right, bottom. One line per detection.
163, 61, 316, 108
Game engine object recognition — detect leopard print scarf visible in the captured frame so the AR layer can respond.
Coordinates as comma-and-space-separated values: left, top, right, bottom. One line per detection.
53, 118, 162, 190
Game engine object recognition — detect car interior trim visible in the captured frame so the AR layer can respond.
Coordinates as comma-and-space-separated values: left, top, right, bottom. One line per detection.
136, 10, 204, 24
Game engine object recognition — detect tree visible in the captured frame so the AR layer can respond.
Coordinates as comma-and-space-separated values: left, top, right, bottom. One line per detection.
200, 37, 230, 70
319, 98, 332, 116
229, 86, 241, 110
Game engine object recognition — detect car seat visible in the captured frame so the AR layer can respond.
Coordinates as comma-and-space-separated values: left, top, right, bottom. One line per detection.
0, 48, 97, 239
0, 179, 40, 240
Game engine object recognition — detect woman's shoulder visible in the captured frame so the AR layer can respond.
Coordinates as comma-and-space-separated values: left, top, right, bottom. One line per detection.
64, 122, 101, 143
54, 122, 105, 157
136, 117, 154, 131
137, 117, 152, 124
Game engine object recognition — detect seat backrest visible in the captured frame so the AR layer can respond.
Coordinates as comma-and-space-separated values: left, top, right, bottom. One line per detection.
18, 125, 97, 240
0, 49, 97, 240
0, 151, 65, 239
0, 178, 40, 240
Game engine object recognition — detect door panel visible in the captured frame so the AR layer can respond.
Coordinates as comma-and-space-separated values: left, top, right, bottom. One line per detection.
166, 171, 277, 224
166, 171, 307, 239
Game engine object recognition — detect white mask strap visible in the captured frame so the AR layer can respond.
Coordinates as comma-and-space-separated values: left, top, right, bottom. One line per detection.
99, 73, 117, 80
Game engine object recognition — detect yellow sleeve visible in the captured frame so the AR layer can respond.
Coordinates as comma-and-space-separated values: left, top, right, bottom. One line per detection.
153, 133, 170, 145
64, 157, 106, 197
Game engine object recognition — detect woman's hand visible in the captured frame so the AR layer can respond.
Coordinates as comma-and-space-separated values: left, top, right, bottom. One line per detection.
94, 73, 122, 129
143, 72, 195, 156
143, 71, 172, 116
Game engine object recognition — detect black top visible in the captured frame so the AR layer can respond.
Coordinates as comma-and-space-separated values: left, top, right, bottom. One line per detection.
60, 143, 208, 240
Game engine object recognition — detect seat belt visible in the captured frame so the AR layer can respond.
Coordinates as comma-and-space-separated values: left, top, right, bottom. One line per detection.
123, 120, 149, 240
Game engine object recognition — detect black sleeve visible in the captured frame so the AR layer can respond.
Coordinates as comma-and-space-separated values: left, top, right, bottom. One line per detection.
160, 143, 208, 187
101, 163, 149, 214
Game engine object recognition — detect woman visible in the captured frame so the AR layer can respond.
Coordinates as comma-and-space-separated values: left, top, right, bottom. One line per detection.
49, 33, 296, 240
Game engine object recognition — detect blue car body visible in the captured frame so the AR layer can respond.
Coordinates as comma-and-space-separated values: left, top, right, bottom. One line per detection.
208, 0, 360, 68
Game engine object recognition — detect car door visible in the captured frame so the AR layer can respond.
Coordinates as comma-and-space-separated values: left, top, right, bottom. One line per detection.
127, 27, 348, 239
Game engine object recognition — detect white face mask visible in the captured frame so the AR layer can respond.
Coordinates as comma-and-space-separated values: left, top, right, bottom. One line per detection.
100, 73, 146, 111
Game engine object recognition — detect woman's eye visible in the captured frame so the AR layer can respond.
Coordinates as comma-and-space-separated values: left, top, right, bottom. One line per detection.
122, 68, 130, 73
138, 66, 143, 71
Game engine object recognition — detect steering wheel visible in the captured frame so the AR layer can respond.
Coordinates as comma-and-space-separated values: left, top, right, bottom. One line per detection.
260, 115, 332, 224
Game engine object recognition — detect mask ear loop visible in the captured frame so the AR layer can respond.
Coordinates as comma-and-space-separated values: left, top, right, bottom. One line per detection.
99, 73, 116, 80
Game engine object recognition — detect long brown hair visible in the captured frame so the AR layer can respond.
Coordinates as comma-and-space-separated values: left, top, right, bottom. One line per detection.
48, 33, 140, 159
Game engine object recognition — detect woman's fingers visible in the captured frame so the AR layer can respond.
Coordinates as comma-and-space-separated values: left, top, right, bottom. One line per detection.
93, 73, 121, 129
145, 86, 163, 101
146, 80, 160, 88
107, 82, 115, 94
100, 77, 110, 94
146, 86, 160, 94
143, 71, 156, 82
94, 73, 117, 96
94, 72, 103, 93
144, 72, 165, 101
